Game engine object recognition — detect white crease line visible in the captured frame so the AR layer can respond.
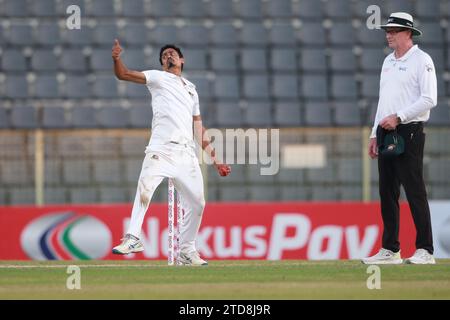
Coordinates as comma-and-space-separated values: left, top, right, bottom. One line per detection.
0, 264, 165, 269
0, 262, 328, 269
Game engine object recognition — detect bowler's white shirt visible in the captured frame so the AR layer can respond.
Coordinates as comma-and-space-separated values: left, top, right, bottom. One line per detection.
371, 45, 437, 138
142, 70, 200, 148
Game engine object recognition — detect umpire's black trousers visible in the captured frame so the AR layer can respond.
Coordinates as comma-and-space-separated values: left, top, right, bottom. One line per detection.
377, 122, 434, 254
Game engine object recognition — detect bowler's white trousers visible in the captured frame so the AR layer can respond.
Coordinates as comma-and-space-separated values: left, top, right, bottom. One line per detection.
127, 143, 205, 254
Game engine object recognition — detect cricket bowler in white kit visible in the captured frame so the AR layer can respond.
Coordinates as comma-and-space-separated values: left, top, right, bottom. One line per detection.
111, 40, 231, 265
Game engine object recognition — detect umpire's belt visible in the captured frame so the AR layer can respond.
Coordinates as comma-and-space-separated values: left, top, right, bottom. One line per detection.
397, 121, 423, 128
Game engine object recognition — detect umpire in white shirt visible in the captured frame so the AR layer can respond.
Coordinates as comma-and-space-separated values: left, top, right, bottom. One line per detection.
363, 13, 437, 265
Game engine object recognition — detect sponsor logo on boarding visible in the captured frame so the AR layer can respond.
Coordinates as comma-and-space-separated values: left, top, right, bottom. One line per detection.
21, 212, 112, 260
133, 213, 380, 260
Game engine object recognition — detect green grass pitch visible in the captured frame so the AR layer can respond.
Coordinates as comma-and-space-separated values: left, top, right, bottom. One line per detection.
1, 260, 449, 299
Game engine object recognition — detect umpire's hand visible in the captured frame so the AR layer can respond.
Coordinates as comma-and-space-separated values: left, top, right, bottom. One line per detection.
368, 138, 378, 159
112, 39, 123, 60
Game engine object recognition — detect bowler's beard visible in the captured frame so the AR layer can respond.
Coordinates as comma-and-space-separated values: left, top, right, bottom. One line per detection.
167, 59, 175, 69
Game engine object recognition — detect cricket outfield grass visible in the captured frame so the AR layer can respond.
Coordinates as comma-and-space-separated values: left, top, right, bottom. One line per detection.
1, 260, 449, 299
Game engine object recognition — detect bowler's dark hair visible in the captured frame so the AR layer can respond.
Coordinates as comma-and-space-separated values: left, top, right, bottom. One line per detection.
159, 44, 184, 70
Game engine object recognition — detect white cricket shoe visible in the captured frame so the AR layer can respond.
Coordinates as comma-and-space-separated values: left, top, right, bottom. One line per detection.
178, 251, 208, 266
361, 248, 403, 265
404, 249, 436, 265
112, 234, 144, 255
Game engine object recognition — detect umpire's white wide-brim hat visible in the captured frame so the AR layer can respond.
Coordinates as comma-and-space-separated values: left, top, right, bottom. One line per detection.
379, 12, 422, 36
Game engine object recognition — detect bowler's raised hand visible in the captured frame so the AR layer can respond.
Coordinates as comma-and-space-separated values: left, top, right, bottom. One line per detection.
112, 39, 123, 61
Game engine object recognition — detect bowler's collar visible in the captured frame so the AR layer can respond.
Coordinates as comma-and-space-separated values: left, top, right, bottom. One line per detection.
163, 70, 182, 78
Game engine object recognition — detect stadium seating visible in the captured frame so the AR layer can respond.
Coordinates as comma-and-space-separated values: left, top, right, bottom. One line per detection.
208, 0, 234, 18
32, 49, 59, 72
63, 24, 93, 46
179, 24, 209, 46
304, 102, 332, 126
299, 22, 326, 45
213, 75, 240, 100
150, 25, 178, 45
210, 23, 238, 46
415, 0, 441, 18
97, 106, 129, 128
243, 101, 272, 127
296, 0, 324, 19
272, 74, 299, 99
269, 23, 297, 46
237, 0, 263, 19
266, 0, 293, 18
299, 49, 327, 72
334, 102, 362, 126
273, 102, 302, 126
87, 0, 115, 17
2, 49, 27, 72
71, 106, 97, 128
30, 0, 58, 17
331, 75, 358, 99
182, 48, 208, 70
42, 106, 69, 128
240, 22, 268, 46
121, 0, 146, 18
214, 101, 242, 127
300, 75, 328, 99
61, 49, 87, 73
243, 74, 270, 99
1, 0, 449, 204
328, 22, 355, 46
129, 105, 153, 128
44, 188, 67, 204
178, 0, 207, 19
149, 0, 175, 18
270, 48, 297, 72
63, 75, 92, 99
8, 23, 34, 46
241, 48, 268, 72
10, 106, 36, 128
210, 48, 238, 71
34, 75, 60, 98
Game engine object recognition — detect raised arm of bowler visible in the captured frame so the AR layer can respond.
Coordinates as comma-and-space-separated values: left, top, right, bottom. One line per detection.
111, 39, 231, 266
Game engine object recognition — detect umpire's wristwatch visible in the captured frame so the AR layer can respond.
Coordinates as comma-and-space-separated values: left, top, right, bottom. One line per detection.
395, 114, 401, 124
